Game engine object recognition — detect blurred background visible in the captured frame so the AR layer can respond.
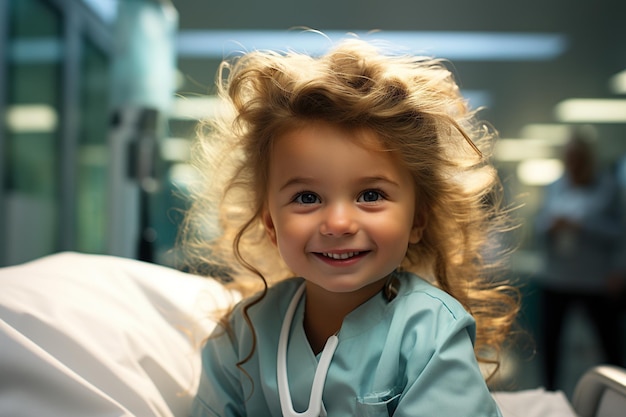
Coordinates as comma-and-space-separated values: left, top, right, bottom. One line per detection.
1, 0, 625, 400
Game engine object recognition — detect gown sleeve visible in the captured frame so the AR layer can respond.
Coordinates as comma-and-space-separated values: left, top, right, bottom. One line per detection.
393, 306, 502, 417
190, 325, 246, 417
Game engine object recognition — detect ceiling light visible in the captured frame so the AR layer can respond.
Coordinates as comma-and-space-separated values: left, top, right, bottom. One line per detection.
555, 99, 626, 123
177, 30, 567, 61
494, 138, 561, 161
517, 159, 563, 186
5, 104, 58, 133
171, 96, 226, 120
518, 124, 573, 143
609, 70, 626, 94
161, 137, 191, 161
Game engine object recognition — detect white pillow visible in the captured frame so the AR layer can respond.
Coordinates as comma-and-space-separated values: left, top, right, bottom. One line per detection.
0, 252, 237, 417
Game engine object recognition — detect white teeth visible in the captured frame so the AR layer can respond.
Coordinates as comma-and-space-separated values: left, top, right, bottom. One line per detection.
322, 252, 359, 260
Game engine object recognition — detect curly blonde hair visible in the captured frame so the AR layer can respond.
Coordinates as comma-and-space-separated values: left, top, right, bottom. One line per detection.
179, 37, 519, 379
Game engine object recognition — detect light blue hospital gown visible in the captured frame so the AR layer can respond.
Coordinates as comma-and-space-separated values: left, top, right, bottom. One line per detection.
191, 272, 503, 416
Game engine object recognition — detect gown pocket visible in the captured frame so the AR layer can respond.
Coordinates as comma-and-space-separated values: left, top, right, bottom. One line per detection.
355, 387, 401, 417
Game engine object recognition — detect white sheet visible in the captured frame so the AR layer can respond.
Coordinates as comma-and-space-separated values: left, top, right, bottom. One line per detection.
0, 252, 577, 417
493, 388, 577, 417
0, 252, 237, 417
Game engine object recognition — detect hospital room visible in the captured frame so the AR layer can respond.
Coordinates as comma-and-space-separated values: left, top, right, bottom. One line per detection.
1, 0, 626, 415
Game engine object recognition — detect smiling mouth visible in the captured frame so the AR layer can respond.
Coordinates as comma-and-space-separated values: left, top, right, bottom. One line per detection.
320, 251, 363, 260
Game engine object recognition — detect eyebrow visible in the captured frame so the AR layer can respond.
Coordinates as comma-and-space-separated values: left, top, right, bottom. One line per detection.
278, 177, 317, 192
361, 175, 401, 187
278, 175, 401, 191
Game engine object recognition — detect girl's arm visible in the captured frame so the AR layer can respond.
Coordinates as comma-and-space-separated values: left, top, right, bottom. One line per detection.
191, 330, 246, 417
394, 317, 502, 417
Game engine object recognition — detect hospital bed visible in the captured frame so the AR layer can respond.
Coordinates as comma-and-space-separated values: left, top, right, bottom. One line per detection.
572, 365, 626, 417
0, 252, 621, 416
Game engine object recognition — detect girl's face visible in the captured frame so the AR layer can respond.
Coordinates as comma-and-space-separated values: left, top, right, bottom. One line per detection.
263, 121, 423, 296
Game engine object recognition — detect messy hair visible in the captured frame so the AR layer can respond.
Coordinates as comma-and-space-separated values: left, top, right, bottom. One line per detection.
179, 37, 519, 379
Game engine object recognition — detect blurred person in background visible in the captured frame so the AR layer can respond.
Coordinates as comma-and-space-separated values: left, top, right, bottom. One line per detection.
535, 132, 624, 391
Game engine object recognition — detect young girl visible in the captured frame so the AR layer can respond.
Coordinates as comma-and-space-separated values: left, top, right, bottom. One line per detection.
181, 37, 519, 417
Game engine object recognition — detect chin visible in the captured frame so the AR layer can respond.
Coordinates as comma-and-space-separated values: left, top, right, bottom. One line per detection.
311, 277, 386, 295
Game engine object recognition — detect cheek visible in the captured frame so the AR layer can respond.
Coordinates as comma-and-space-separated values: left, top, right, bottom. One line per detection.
278, 219, 309, 240
369, 212, 417, 261
274, 226, 310, 274
273, 217, 310, 253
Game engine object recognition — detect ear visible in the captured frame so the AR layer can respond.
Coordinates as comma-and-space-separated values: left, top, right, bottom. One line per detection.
262, 209, 278, 246
409, 212, 426, 244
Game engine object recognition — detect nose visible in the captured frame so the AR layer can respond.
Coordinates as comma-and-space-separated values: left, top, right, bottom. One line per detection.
319, 202, 358, 236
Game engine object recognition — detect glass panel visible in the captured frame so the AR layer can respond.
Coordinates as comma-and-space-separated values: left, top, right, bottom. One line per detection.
4, 0, 62, 264
76, 37, 109, 253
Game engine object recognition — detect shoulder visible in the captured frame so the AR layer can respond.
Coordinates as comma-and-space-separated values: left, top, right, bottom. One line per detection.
229, 277, 303, 327
207, 278, 302, 357
391, 272, 476, 340
396, 272, 469, 316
